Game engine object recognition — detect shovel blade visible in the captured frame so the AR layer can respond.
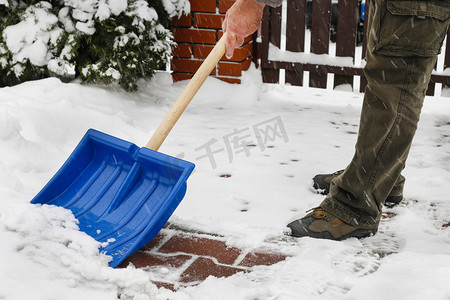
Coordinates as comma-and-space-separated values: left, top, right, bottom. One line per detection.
31, 129, 195, 267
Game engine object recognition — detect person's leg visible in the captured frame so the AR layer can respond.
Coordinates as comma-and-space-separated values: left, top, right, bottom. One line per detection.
312, 170, 404, 206
288, 0, 449, 239
321, 53, 436, 227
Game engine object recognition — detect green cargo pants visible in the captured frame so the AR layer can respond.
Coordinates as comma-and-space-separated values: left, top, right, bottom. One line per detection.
320, 0, 450, 228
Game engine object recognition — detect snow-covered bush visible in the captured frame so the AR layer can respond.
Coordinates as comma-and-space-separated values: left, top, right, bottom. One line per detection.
0, 0, 190, 91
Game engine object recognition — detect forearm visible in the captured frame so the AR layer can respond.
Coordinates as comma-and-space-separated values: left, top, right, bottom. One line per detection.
255, 0, 282, 8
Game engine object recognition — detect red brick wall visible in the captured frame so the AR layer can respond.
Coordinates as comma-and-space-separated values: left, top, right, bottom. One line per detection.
170, 0, 253, 84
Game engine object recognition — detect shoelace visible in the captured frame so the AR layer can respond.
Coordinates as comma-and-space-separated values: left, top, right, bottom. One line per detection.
333, 170, 344, 176
306, 207, 329, 220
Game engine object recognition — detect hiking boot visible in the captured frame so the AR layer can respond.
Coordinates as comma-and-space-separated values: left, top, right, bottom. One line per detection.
286, 207, 378, 240
312, 170, 344, 195
312, 170, 403, 206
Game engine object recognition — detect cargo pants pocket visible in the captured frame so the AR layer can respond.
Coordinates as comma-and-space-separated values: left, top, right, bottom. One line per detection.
368, 0, 450, 57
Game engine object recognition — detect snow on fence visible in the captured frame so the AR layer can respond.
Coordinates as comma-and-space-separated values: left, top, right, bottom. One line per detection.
258, 0, 450, 96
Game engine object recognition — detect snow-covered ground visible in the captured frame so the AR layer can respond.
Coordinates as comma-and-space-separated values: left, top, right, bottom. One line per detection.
1, 66, 450, 299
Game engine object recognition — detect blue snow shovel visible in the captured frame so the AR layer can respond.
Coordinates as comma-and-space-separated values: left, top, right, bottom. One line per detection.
31, 34, 228, 268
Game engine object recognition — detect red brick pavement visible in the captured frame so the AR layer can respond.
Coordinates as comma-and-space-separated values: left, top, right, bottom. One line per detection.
118, 228, 289, 290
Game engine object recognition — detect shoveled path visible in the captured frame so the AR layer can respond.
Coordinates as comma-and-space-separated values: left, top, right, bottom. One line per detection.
119, 224, 289, 290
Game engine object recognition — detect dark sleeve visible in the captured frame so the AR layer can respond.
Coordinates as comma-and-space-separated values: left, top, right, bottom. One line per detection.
255, 0, 282, 8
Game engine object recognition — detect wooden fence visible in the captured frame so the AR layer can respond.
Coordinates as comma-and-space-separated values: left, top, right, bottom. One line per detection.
259, 0, 450, 96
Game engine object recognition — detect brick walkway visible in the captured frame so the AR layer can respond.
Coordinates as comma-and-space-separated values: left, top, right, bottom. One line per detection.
118, 225, 289, 290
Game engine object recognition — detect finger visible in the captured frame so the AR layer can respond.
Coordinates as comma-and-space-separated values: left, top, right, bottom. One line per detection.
225, 32, 237, 59
221, 16, 227, 32
235, 36, 245, 48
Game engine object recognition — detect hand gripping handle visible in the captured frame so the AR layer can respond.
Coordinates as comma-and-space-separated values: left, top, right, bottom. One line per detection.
146, 33, 228, 151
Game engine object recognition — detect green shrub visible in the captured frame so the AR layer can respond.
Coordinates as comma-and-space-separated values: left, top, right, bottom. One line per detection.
0, 0, 189, 91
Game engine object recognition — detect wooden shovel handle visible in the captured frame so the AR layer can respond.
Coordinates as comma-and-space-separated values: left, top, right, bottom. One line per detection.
146, 33, 228, 151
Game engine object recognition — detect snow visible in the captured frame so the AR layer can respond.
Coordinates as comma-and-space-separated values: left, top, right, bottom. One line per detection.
162, 0, 191, 18
95, 0, 129, 21
126, 0, 159, 22
58, 7, 76, 33
269, 43, 355, 68
3, 2, 62, 69
1, 66, 450, 299
74, 20, 96, 35
433, 68, 450, 76
109, 0, 128, 16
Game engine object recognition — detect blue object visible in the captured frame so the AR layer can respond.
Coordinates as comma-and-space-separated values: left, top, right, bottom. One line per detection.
31, 129, 195, 268
361, 2, 365, 20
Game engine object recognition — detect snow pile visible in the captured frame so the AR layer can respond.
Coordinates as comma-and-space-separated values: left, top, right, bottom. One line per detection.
0, 204, 162, 300
1, 67, 450, 299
